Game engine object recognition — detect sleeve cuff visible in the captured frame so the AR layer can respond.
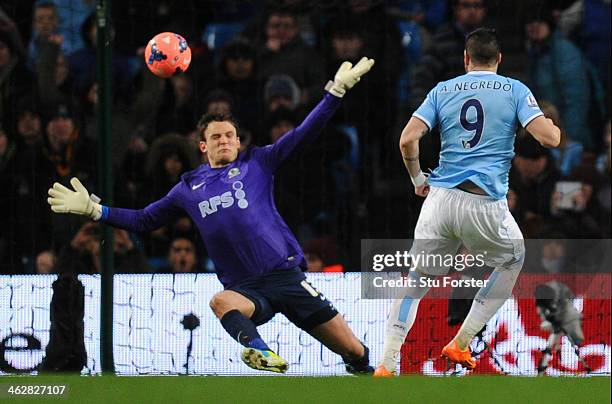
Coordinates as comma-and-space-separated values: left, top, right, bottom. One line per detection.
412, 113, 432, 130
522, 112, 544, 128
100, 205, 109, 221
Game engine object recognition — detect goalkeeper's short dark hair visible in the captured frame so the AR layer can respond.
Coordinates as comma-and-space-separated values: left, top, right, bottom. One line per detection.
465, 27, 500, 66
197, 113, 240, 141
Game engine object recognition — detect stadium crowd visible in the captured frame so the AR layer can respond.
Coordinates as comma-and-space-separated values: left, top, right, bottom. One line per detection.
0, 0, 609, 276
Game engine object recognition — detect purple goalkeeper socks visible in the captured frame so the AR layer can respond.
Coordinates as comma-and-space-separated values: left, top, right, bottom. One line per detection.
220, 310, 271, 351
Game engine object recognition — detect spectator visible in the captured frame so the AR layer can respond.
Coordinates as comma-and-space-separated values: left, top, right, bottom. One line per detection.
409, 0, 487, 110
581, 0, 610, 90
0, 124, 16, 269
0, 30, 34, 131
140, 134, 198, 255
510, 135, 561, 223
324, 1, 402, 97
78, 80, 135, 168
557, 0, 610, 91
386, 0, 448, 32
142, 134, 198, 205
321, 20, 392, 183
537, 238, 569, 273
539, 100, 583, 176
215, 39, 261, 135
56, 222, 148, 274
304, 236, 344, 273
323, 23, 370, 130
525, 7, 595, 147
255, 9, 325, 107
550, 164, 607, 237
0, 7, 25, 58
51, 0, 96, 55
263, 74, 301, 113
27, 2, 65, 69
34, 28, 72, 108
267, 108, 349, 241
400, 0, 487, 176
198, 90, 256, 151
203, 89, 234, 116
11, 101, 97, 267
0, 123, 18, 274
42, 102, 96, 182
67, 12, 134, 101
155, 74, 196, 136
14, 100, 44, 152
323, 1, 402, 170
35, 249, 56, 274
157, 237, 198, 274
0, 122, 16, 273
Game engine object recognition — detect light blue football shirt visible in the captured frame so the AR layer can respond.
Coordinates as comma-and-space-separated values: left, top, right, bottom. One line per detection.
413, 71, 543, 200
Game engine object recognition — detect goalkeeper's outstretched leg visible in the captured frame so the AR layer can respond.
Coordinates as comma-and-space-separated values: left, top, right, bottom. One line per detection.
210, 290, 288, 373
308, 314, 374, 374
210, 267, 373, 374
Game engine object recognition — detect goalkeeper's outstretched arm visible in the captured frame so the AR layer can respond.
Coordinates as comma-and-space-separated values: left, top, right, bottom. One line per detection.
47, 178, 182, 233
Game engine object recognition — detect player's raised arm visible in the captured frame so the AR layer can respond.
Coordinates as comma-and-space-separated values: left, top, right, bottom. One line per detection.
399, 116, 431, 197
258, 57, 374, 171
47, 177, 182, 232
525, 115, 561, 148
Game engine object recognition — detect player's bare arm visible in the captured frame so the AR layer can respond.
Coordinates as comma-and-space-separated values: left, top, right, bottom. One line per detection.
525, 115, 562, 148
399, 116, 430, 197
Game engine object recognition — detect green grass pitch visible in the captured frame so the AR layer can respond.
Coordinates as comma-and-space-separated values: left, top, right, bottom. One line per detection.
0, 375, 609, 404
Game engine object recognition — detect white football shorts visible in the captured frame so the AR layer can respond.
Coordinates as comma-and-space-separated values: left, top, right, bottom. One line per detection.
411, 186, 524, 275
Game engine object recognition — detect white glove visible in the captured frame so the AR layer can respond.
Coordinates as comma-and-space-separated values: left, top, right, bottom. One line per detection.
325, 56, 375, 98
47, 177, 102, 220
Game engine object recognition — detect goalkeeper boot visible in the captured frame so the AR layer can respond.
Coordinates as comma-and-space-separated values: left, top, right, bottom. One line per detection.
241, 347, 288, 373
373, 365, 395, 378
441, 340, 476, 370
344, 343, 374, 374
346, 364, 375, 375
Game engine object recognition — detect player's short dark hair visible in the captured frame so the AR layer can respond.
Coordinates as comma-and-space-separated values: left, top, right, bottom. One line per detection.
452, 0, 487, 7
197, 113, 240, 141
465, 27, 500, 66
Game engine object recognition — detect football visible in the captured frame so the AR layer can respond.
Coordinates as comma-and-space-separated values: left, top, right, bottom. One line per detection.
144, 32, 192, 78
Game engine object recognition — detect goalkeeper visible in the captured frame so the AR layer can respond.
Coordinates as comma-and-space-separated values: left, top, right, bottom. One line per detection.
47, 57, 375, 374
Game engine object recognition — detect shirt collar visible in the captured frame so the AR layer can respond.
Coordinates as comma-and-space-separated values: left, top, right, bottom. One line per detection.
467, 71, 496, 75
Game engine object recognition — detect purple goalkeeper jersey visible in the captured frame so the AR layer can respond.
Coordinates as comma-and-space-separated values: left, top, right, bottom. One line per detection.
101, 93, 341, 287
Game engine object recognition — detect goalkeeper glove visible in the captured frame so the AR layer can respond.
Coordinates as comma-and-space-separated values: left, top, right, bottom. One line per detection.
47, 177, 103, 220
325, 56, 375, 98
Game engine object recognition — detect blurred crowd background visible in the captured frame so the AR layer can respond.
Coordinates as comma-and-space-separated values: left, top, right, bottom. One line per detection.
0, 0, 609, 276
